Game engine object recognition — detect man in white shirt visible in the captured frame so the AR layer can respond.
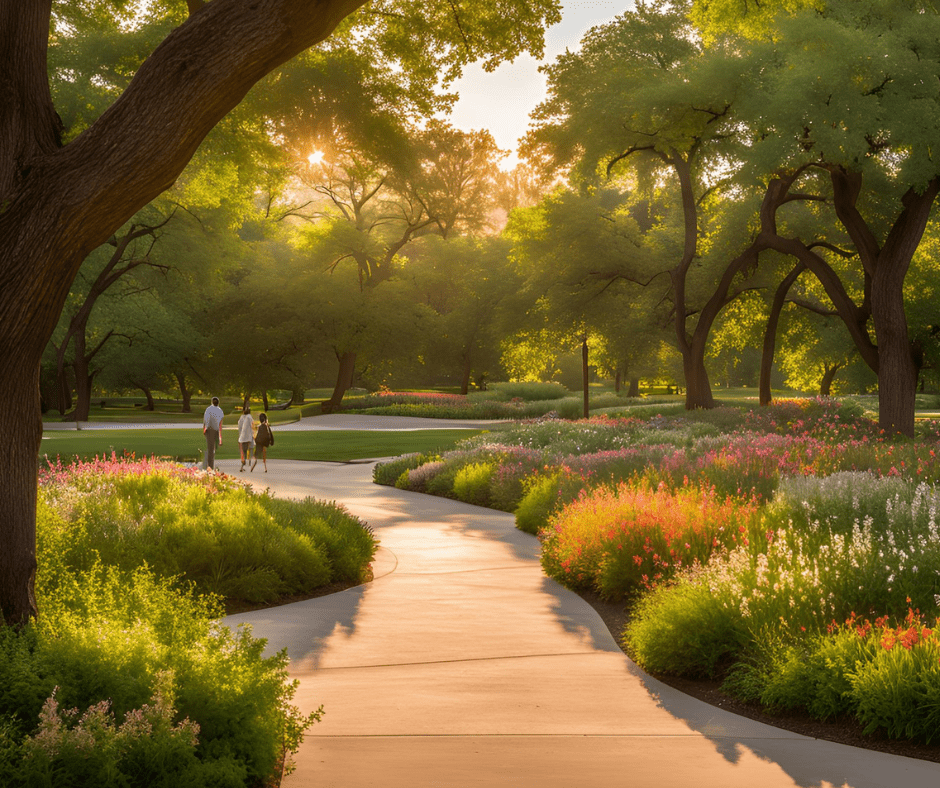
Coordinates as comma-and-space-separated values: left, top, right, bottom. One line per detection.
203, 396, 224, 470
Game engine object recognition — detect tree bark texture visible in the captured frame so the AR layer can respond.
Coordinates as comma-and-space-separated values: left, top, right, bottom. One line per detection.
135, 384, 155, 411
819, 363, 842, 397
459, 353, 472, 396
326, 351, 356, 411
759, 262, 806, 406
0, 0, 368, 624
176, 372, 192, 413
0, 364, 41, 625
71, 340, 95, 423
628, 377, 639, 398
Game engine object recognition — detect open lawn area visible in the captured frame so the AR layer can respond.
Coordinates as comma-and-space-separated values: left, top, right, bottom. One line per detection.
39, 428, 484, 463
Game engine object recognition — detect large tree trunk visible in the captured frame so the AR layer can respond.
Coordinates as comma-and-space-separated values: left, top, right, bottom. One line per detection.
614, 369, 622, 394
291, 387, 305, 406
175, 372, 192, 413
134, 383, 155, 411
873, 261, 918, 436
683, 351, 715, 410
760, 263, 806, 406
325, 351, 356, 412
71, 338, 94, 422
0, 364, 41, 625
628, 377, 640, 398
819, 363, 842, 397
0, 0, 368, 624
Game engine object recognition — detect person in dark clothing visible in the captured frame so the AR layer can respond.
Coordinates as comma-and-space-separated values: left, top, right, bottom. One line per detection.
252, 412, 274, 472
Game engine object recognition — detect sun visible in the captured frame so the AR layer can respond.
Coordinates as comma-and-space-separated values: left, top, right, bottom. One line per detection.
307, 150, 325, 165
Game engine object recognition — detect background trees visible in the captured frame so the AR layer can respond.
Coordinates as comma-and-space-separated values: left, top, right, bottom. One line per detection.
12, 0, 940, 627
0, 0, 562, 624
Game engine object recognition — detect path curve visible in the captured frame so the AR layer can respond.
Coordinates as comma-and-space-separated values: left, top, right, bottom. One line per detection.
225, 459, 940, 788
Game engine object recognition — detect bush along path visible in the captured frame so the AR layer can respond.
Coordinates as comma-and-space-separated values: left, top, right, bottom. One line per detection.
232, 456, 940, 788
0, 455, 377, 787
377, 398, 940, 756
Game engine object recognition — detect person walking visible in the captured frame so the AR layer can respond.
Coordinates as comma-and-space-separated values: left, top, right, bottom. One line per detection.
252, 412, 274, 472
237, 404, 254, 472
202, 396, 224, 471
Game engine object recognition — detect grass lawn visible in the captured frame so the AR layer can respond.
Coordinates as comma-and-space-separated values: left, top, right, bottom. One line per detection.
40, 427, 485, 463
42, 403, 305, 425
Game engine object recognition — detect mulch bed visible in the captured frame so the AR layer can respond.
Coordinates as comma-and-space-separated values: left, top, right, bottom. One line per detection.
576, 588, 940, 763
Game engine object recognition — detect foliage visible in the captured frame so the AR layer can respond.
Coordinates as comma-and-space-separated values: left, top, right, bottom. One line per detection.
0, 454, 370, 783
38, 455, 376, 605
0, 565, 319, 786
373, 453, 430, 486
452, 462, 497, 507
489, 381, 569, 401
514, 470, 586, 536
385, 396, 940, 742
624, 471, 940, 741
540, 483, 758, 599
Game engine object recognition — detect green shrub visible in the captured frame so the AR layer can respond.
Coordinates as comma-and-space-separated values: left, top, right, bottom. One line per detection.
260, 497, 375, 584
626, 577, 745, 678
490, 381, 569, 401
399, 460, 447, 492
850, 626, 940, 742
425, 463, 463, 498
37, 457, 376, 605
514, 470, 583, 535
0, 565, 319, 786
740, 627, 875, 719
452, 462, 496, 507
373, 454, 429, 486
16, 673, 214, 788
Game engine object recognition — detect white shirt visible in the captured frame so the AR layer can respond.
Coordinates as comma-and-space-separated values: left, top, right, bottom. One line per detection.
237, 414, 254, 442
203, 404, 224, 431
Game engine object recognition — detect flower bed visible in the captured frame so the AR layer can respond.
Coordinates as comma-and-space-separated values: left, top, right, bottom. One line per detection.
39, 454, 376, 605
0, 455, 377, 785
376, 397, 940, 745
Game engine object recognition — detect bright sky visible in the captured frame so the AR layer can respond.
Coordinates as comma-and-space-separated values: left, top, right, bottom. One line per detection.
447, 1, 633, 168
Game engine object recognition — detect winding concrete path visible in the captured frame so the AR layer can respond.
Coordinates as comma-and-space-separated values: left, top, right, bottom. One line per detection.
224, 459, 940, 788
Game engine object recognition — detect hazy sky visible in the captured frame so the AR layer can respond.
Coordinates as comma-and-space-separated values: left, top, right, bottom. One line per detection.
447, 1, 632, 166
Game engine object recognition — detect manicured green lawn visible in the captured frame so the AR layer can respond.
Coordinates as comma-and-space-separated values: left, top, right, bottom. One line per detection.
41, 403, 305, 425
40, 427, 485, 463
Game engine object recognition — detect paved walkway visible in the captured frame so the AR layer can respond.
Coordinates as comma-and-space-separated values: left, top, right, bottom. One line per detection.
223, 459, 940, 788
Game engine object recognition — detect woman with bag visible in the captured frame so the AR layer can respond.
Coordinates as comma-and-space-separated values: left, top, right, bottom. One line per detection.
252, 412, 274, 472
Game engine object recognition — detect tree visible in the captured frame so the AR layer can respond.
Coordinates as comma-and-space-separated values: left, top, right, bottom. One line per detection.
704, 0, 940, 434
505, 188, 669, 396
524, 0, 778, 411
51, 214, 172, 420
292, 121, 504, 409
408, 235, 520, 393
0, 0, 561, 624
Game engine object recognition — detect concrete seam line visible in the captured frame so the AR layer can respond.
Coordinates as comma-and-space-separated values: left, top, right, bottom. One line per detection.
310, 651, 618, 671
